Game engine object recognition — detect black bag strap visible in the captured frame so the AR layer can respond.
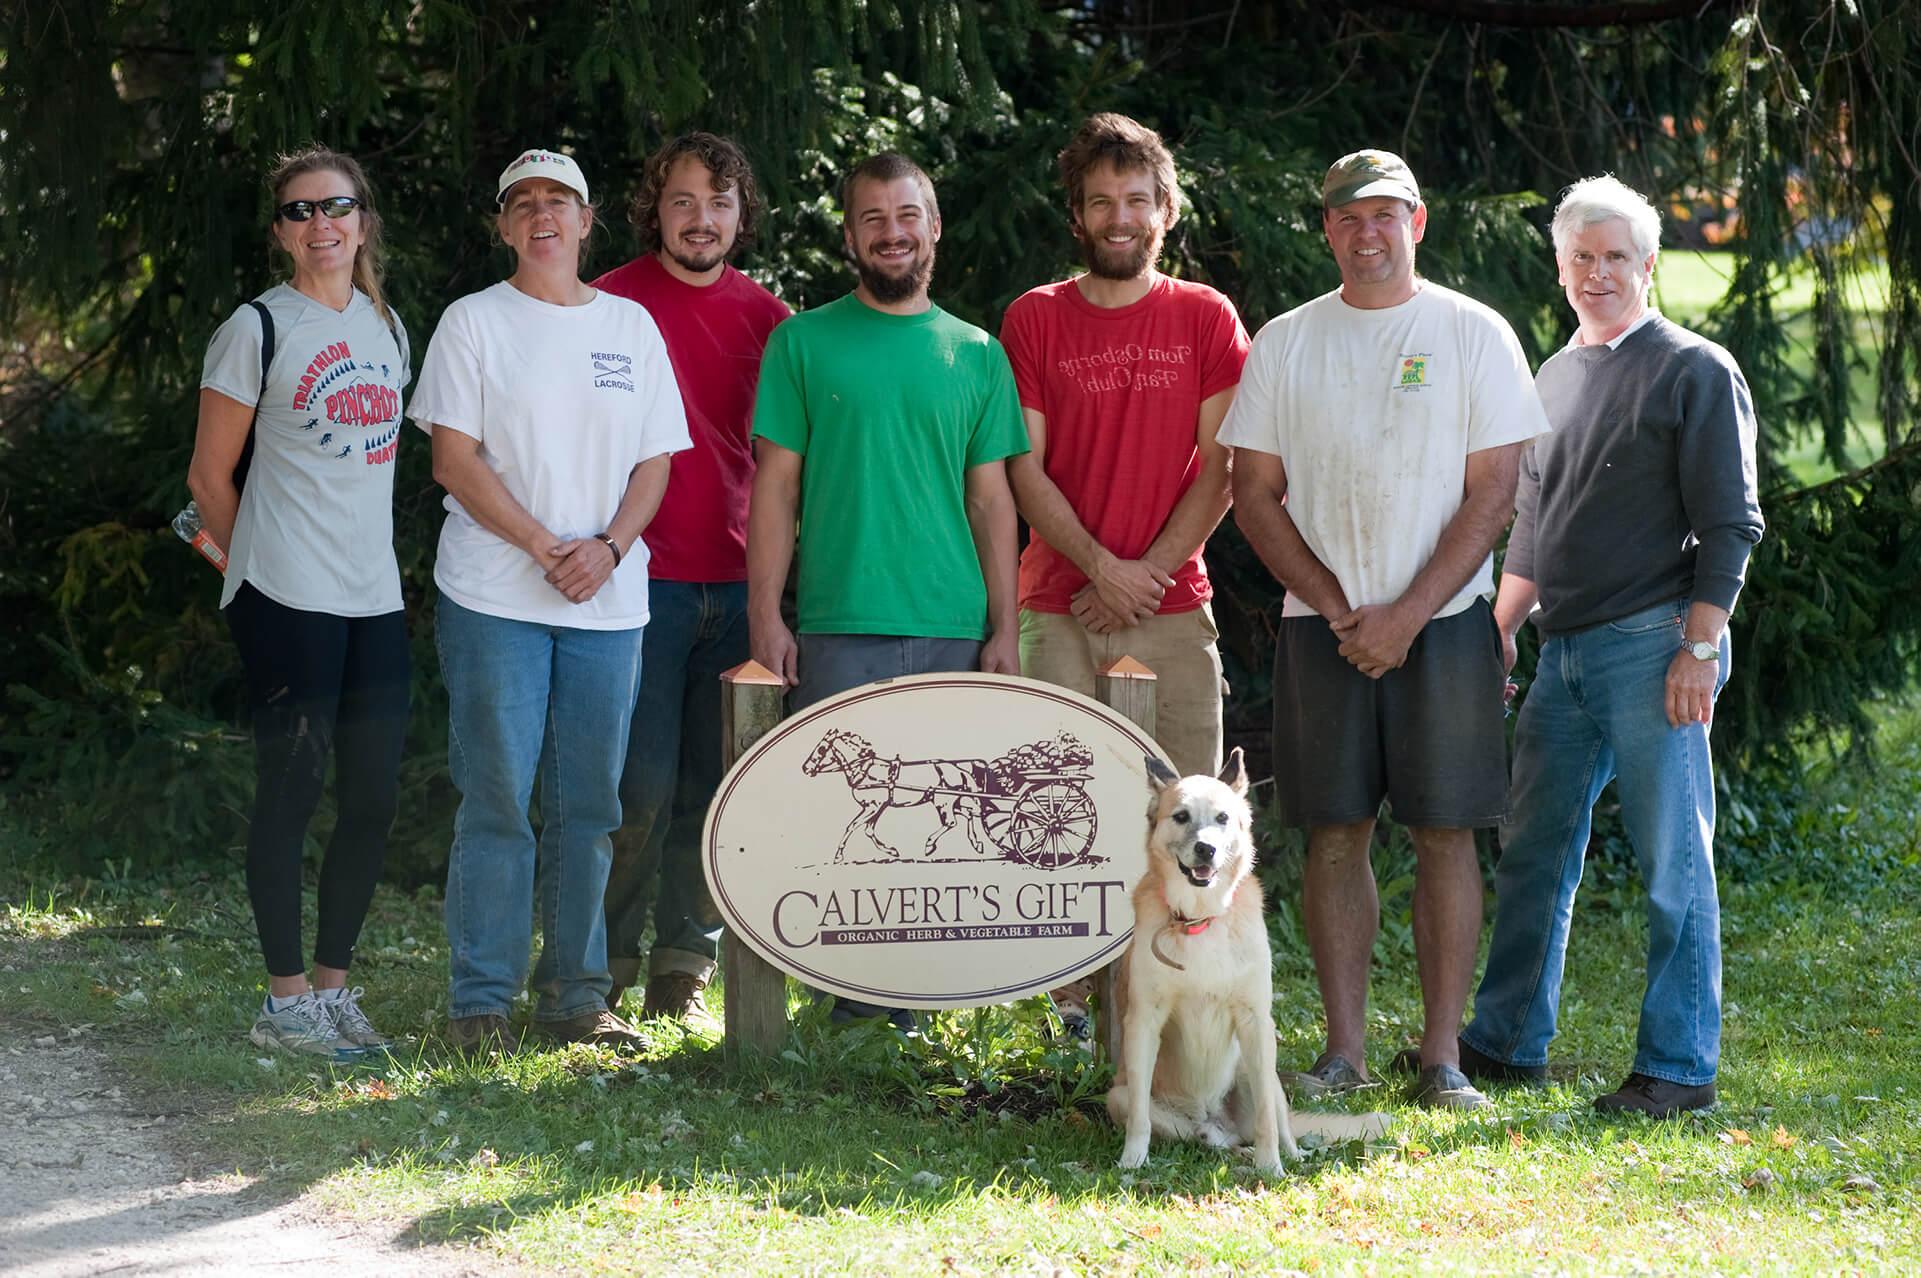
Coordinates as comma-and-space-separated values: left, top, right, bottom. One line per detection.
232, 299, 273, 495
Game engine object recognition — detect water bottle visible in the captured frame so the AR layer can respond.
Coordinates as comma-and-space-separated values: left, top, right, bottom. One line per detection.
172, 501, 228, 574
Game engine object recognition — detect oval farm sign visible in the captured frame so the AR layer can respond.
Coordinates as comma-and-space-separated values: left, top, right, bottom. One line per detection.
703, 674, 1166, 1008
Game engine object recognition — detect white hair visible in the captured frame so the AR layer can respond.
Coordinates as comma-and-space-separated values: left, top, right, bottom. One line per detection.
1551, 174, 1661, 261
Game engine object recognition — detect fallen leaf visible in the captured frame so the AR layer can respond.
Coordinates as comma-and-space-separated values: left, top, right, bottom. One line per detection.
1508, 1128, 1528, 1150
1721, 1129, 1753, 1146
1772, 1127, 1797, 1149
472, 1147, 499, 1169
1840, 1174, 1879, 1193
575, 1139, 594, 1153
1743, 1168, 1776, 1192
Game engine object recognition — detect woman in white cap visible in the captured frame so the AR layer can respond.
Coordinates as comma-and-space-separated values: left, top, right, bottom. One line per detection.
409, 148, 690, 1052
186, 145, 411, 1062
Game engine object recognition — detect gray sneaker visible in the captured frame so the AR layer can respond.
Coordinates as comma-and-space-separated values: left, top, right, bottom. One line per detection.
321, 986, 393, 1052
250, 993, 364, 1063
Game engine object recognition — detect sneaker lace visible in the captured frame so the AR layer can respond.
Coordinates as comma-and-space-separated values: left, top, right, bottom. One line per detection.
329, 986, 376, 1037
284, 994, 343, 1045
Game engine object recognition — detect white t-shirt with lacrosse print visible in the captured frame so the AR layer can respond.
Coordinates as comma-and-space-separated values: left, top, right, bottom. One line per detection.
200, 283, 411, 616
407, 282, 691, 629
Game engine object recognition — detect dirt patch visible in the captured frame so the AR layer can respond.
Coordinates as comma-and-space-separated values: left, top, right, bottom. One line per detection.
0, 1030, 513, 1276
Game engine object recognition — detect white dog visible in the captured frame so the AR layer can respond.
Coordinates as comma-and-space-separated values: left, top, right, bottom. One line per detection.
1109, 749, 1388, 1174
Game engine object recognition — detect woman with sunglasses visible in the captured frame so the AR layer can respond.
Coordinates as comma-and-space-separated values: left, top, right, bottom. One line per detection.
187, 145, 412, 1062
409, 149, 689, 1053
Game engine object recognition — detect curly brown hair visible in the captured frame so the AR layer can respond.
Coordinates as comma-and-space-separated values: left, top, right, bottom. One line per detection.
627, 132, 762, 257
1056, 113, 1180, 224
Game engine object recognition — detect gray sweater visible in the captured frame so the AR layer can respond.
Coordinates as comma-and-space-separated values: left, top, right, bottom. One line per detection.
1508, 315, 1764, 634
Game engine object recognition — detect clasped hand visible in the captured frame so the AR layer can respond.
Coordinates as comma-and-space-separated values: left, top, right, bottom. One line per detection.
540, 537, 617, 604
1331, 602, 1423, 679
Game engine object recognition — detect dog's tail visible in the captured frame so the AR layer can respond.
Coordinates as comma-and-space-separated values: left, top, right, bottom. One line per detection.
1286, 1111, 1391, 1144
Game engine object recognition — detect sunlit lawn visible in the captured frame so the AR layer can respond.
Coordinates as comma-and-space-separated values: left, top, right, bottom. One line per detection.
7, 694, 1921, 1276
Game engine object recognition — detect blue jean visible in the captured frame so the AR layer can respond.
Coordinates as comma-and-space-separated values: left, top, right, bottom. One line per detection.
1464, 597, 1729, 1086
607, 580, 747, 986
436, 595, 644, 1022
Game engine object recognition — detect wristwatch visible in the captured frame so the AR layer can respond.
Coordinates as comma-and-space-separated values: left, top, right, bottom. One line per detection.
1682, 639, 1718, 662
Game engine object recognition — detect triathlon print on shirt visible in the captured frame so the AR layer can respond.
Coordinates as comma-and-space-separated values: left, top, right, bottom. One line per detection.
287, 338, 403, 465
1055, 340, 1194, 396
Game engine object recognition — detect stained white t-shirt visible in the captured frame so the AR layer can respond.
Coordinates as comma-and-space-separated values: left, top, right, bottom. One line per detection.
1218, 283, 1551, 620
407, 282, 691, 629
200, 284, 410, 616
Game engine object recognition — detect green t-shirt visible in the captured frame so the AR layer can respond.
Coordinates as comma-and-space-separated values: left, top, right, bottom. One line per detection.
752, 294, 1029, 638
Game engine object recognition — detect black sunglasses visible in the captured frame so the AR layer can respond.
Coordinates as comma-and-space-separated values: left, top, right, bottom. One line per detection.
276, 196, 361, 222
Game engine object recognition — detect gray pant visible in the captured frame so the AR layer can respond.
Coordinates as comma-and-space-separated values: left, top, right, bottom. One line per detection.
792, 633, 984, 712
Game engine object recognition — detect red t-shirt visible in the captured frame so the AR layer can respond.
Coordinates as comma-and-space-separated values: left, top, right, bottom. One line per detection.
592, 255, 790, 582
1000, 275, 1250, 614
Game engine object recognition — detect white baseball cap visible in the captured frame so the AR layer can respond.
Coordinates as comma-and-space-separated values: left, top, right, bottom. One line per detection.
496, 148, 591, 205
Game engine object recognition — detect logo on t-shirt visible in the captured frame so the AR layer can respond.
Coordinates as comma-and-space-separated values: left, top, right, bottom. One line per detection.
1396, 353, 1433, 391
592, 351, 634, 392
1056, 342, 1191, 396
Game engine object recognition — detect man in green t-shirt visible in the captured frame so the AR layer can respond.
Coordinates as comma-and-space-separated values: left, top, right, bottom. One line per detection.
747, 151, 1028, 1027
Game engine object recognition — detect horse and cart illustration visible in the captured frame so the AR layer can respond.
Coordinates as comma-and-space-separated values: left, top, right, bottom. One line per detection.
800, 729, 1103, 868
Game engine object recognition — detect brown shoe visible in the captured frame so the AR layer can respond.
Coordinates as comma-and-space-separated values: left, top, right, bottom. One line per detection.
535, 1008, 645, 1049
642, 972, 719, 1033
447, 1013, 513, 1054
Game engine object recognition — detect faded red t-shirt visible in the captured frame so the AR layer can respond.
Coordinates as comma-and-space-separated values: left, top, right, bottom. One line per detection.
592, 255, 790, 582
1000, 275, 1249, 614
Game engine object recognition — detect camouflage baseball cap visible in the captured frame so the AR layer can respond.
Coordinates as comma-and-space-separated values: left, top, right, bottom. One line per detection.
1323, 150, 1421, 208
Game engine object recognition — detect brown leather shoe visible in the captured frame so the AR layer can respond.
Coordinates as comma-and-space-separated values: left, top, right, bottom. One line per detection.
447, 1013, 513, 1054
535, 1008, 645, 1049
1593, 1073, 1716, 1117
643, 972, 721, 1035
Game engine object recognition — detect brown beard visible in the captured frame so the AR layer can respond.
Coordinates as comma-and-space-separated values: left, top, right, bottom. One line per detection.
855, 242, 936, 303
1078, 223, 1163, 281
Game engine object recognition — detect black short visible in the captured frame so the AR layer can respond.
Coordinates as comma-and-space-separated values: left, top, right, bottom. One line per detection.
1269, 598, 1508, 829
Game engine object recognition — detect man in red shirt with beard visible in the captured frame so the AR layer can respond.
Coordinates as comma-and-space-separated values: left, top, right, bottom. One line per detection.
1000, 113, 1250, 1044
594, 133, 790, 1028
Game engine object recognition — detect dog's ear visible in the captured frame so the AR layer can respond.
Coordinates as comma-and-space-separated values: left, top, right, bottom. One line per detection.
1218, 746, 1248, 796
1145, 754, 1180, 794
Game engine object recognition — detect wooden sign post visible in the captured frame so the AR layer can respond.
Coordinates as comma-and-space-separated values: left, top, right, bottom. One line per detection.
718, 660, 790, 1058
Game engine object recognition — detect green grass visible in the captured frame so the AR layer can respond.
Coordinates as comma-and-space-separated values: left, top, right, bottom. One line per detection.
5, 707, 1921, 1273
1654, 250, 1894, 485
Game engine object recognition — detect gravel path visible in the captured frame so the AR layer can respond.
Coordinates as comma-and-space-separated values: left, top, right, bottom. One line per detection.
0, 1032, 511, 1277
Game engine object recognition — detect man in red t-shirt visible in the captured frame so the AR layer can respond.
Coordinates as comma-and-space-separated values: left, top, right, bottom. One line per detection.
594, 133, 790, 1027
1001, 113, 1250, 1044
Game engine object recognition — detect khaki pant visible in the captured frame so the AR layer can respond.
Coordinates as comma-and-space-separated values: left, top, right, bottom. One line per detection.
1018, 604, 1224, 776
1019, 604, 1227, 1020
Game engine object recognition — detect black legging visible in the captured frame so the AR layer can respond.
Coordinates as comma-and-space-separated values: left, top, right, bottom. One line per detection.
225, 582, 410, 977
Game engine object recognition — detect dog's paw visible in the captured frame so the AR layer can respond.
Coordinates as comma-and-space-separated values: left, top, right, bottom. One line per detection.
1252, 1154, 1285, 1177
1117, 1142, 1150, 1170
1198, 1120, 1236, 1149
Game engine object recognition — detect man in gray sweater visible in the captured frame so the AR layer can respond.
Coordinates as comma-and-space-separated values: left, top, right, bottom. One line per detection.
1458, 175, 1764, 1116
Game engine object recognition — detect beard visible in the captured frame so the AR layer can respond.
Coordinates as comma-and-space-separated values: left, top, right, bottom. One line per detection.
855, 241, 936, 303
1079, 223, 1164, 281
664, 236, 728, 275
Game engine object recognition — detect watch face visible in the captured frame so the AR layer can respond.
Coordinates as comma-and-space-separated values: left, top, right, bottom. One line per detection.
1688, 641, 1718, 661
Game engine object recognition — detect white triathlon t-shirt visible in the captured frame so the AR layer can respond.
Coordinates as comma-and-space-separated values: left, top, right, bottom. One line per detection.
407, 282, 691, 629
200, 284, 410, 616
1218, 282, 1551, 620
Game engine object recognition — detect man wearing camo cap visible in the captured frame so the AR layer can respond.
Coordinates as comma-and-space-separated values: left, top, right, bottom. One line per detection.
1220, 149, 1550, 1110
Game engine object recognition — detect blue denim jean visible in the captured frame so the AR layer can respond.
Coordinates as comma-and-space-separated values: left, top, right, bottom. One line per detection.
607, 580, 748, 986
1464, 597, 1729, 1086
436, 595, 644, 1023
